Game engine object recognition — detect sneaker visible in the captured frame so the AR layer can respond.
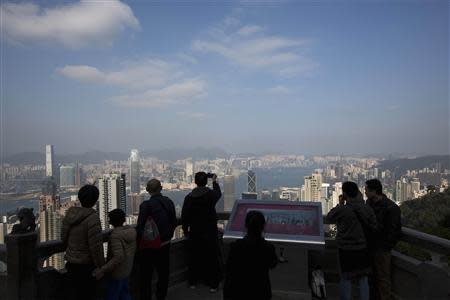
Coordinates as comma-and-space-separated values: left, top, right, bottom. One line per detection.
209, 288, 218, 293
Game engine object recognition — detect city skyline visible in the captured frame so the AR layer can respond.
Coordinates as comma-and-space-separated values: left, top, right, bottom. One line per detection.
1, 1, 449, 156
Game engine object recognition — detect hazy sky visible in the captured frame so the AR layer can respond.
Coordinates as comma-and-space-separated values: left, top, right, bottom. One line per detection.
1, 0, 449, 156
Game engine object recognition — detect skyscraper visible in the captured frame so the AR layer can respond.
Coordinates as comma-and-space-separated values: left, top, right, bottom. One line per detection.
75, 162, 83, 187
130, 193, 144, 216
304, 172, 323, 202
98, 174, 127, 230
45, 144, 59, 186
185, 161, 194, 183
248, 170, 257, 193
39, 177, 64, 270
224, 175, 235, 212
60, 165, 75, 187
130, 149, 140, 194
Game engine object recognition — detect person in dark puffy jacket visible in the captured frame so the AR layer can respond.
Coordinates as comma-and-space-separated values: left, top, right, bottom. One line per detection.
223, 210, 278, 300
61, 184, 105, 300
94, 209, 136, 300
327, 181, 374, 300
136, 178, 177, 300
182, 172, 222, 292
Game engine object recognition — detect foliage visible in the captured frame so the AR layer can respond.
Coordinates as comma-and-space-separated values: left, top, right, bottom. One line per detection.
395, 241, 432, 262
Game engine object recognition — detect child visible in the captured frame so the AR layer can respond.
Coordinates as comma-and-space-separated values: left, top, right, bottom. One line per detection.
223, 210, 278, 300
94, 209, 136, 300
61, 184, 105, 300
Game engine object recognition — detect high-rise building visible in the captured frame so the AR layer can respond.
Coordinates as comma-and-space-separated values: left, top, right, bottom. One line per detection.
0, 220, 7, 244
248, 170, 257, 193
224, 175, 235, 212
331, 182, 343, 207
39, 177, 64, 270
272, 189, 280, 201
304, 172, 323, 202
260, 189, 271, 200
130, 150, 140, 194
98, 174, 127, 229
396, 178, 412, 203
60, 165, 75, 187
45, 144, 59, 186
411, 178, 421, 194
75, 163, 83, 187
129, 193, 144, 216
242, 192, 258, 200
185, 161, 194, 183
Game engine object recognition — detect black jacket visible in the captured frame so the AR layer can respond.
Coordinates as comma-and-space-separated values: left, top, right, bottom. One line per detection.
181, 182, 221, 238
367, 194, 402, 251
223, 236, 278, 300
136, 193, 177, 244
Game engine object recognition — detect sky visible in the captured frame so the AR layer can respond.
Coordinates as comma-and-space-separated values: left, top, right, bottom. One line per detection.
1, 0, 449, 156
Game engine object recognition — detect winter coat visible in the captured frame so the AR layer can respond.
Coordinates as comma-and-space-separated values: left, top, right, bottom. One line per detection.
181, 182, 222, 239
347, 194, 379, 249
326, 198, 368, 250
367, 194, 402, 251
100, 226, 137, 279
223, 236, 278, 300
136, 193, 177, 244
61, 207, 105, 267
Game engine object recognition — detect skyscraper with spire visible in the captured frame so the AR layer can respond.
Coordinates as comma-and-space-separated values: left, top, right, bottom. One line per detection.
130, 149, 140, 194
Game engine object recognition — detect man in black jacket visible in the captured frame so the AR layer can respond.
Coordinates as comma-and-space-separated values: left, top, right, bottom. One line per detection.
182, 172, 222, 292
365, 179, 402, 300
136, 179, 177, 300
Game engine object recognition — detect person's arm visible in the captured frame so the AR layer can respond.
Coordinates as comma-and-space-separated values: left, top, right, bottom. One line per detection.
181, 196, 190, 236
88, 216, 105, 268
385, 205, 402, 249
61, 217, 69, 248
136, 202, 148, 244
211, 175, 222, 203
98, 235, 124, 276
326, 204, 345, 224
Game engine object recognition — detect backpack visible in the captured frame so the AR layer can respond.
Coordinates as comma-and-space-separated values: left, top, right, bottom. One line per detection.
310, 267, 327, 299
139, 215, 162, 250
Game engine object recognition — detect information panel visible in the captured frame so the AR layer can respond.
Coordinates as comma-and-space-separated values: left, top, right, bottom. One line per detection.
223, 200, 324, 245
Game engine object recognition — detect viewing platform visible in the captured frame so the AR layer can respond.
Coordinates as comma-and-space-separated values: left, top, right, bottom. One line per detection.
0, 213, 449, 300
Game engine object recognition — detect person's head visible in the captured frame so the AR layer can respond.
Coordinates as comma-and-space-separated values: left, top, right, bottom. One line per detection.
365, 179, 383, 199
342, 181, 359, 200
17, 208, 36, 229
146, 179, 162, 195
108, 209, 126, 228
195, 172, 208, 187
78, 185, 99, 208
245, 210, 266, 238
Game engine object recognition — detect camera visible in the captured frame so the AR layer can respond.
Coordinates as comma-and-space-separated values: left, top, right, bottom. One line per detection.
206, 173, 215, 178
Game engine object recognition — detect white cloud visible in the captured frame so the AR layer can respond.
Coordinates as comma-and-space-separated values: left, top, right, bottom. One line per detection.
192, 20, 316, 76
58, 59, 206, 107
1, 0, 139, 48
111, 79, 207, 108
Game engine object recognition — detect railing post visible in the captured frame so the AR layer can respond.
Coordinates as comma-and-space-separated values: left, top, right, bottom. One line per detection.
5, 232, 38, 300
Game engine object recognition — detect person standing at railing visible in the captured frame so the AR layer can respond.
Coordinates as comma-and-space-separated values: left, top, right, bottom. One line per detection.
223, 210, 278, 300
327, 181, 374, 300
61, 184, 105, 300
365, 179, 402, 300
93, 209, 136, 300
182, 172, 222, 293
136, 178, 177, 300
10, 207, 36, 234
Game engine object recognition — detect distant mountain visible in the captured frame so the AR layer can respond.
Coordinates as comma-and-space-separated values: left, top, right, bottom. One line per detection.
4, 147, 229, 164
376, 155, 450, 174
141, 147, 229, 160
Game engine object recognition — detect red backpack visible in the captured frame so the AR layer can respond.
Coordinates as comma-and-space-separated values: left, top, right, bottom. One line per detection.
139, 215, 162, 249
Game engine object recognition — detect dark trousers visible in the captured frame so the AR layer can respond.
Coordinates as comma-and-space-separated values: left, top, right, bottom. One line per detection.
139, 244, 170, 300
66, 262, 96, 300
187, 236, 222, 289
370, 250, 391, 300
105, 278, 131, 300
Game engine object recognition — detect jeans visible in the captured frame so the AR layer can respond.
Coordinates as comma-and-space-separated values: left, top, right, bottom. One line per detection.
187, 236, 222, 289
340, 275, 369, 300
139, 244, 170, 300
370, 250, 391, 300
105, 278, 131, 300
65, 262, 96, 300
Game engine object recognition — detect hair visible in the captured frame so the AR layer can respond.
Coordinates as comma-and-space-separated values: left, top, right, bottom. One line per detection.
108, 209, 126, 227
245, 210, 266, 238
147, 178, 162, 194
78, 185, 99, 208
365, 179, 383, 195
195, 172, 208, 187
342, 181, 359, 198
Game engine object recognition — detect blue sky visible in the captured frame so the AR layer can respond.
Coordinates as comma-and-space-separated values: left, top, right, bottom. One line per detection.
1, 0, 449, 156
